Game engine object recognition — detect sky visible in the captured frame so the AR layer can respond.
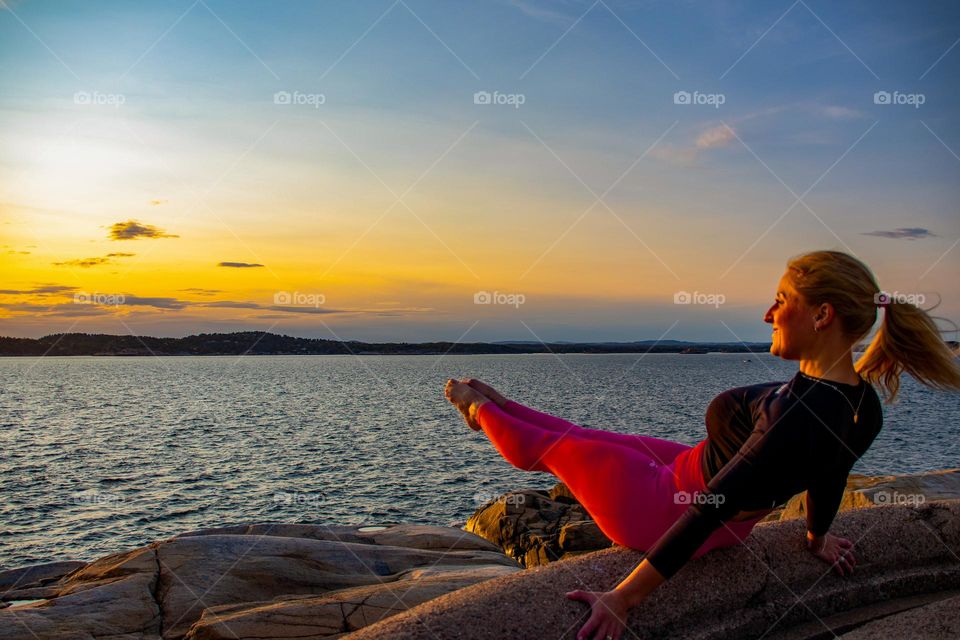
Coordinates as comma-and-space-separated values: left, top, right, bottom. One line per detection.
1, 0, 958, 343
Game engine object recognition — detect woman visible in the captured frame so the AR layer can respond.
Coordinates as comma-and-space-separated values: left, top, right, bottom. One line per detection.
444, 250, 960, 640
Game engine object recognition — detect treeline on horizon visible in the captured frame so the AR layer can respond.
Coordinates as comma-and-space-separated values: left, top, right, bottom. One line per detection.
0, 332, 778, 357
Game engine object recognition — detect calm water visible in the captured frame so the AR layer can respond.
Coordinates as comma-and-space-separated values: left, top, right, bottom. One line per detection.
1, 353, 958, 568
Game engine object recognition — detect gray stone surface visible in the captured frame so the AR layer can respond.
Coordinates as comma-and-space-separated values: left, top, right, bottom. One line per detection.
0, 524, 518, 640
346, 500, 960, 639
838, 593, 960, 639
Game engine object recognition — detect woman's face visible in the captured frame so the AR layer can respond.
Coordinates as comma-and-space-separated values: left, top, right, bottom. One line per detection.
763, 271, 816, 360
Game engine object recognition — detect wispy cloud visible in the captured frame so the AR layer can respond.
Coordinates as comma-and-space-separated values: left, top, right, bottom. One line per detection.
108, 220, 178, 240
53, 253, 136, 268
0, 284, 79, 296
653, 123, 737, 166
217, 261, 265, 268
179, 288, 222, 296
504, 0, 575, 25
862, 227, 936, 240
695, 124, 736, 149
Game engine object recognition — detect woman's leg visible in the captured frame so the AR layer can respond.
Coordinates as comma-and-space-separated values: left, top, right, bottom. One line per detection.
476, 402, 677, 550
500, 399, 691, 466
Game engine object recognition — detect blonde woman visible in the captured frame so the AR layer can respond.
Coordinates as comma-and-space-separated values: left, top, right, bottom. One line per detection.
445, 250, 960, 640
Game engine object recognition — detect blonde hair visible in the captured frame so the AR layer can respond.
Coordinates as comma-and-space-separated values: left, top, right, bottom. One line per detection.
786, 250, 960, 403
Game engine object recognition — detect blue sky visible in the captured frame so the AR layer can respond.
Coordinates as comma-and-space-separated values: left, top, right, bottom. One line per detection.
1, 0, 958, 342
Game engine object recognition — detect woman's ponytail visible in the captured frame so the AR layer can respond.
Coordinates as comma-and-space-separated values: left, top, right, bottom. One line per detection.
855, 299, 960, 403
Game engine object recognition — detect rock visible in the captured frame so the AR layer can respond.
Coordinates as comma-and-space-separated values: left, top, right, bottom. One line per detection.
344, 499, 960, 639
0, 524, 518, 640
0, 545, 161, 640
778, 469, 960, 523
837, 593, 960, 639
186, 565, 517, 640
466, 471, 960, 567
0, 560, 87, 594
464, 485, 613, 567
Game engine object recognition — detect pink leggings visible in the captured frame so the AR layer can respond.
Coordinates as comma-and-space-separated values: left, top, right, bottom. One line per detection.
476, 399, 764, 560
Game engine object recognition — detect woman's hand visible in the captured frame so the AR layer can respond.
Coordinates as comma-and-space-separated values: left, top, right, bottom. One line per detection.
566, 589, 630, 640
806, 532, 857, 576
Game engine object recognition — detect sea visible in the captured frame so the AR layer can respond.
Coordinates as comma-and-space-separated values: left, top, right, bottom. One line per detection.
1, 352, 957, 569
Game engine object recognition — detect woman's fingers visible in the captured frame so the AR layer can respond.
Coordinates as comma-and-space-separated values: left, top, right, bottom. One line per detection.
577, 614, 599, 640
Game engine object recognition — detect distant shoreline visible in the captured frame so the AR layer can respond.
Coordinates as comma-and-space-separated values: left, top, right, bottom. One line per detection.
0, 331, 775, 357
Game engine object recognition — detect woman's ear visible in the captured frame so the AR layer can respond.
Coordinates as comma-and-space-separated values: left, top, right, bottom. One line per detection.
816, 302, 835, 326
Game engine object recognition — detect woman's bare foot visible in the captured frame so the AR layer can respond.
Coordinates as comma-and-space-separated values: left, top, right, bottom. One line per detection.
464, 378, 509, 408
444, 379, 490, 431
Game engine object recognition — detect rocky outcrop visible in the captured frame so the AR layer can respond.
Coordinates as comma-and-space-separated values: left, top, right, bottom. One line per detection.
465, 484, 612, 567
777, 468, 960, 522
346, 499, 960, 639
0, 524, 518, 640
467, 469, 960, 565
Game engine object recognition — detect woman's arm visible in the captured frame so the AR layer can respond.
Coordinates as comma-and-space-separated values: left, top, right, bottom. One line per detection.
613, 558, 667, 606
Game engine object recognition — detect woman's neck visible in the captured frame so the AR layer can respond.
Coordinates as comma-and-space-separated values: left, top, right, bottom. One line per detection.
800, 350, 860, 385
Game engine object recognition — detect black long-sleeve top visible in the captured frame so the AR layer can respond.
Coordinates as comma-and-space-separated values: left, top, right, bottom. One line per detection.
644, 371, 883, 579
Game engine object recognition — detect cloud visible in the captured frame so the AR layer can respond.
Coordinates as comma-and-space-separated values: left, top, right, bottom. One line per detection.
696, 124, 736, 149
816, 105, 863, 119
652, 124, 737, 166
54, 257, 111, 268
179, 288, 222, 296
121, 295, 189, 309
0, 285, 78, 296
109, 220, 177, 240
53, 253, 135, 268
0, 302, 114, 317
504, 0, 573, 25
862, 227, 936, 240
217, 261, 265, 268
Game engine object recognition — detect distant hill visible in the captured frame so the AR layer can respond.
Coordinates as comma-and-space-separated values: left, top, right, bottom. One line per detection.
0, 332, 773, 357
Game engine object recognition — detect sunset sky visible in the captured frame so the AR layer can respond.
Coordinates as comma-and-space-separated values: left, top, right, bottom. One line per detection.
1, 0, 958, 343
